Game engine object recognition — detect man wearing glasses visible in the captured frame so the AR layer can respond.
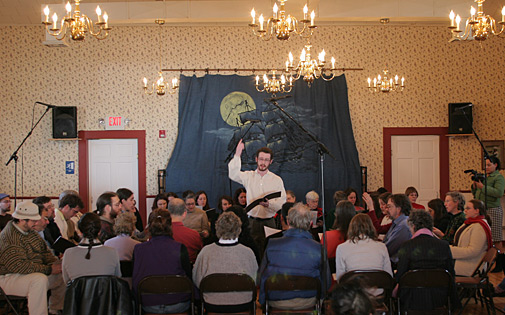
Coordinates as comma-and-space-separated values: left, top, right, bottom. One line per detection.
0, 193, 12, 230
383, 194, 412, 262
0, 201, 65, 315
228, 140, 286, 257
54, 194, 84, 242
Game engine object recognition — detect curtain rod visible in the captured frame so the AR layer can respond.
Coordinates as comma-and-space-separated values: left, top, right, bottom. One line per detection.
161, 67, 363, 73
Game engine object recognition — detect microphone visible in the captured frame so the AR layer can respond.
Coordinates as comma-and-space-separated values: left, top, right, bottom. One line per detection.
455, 103, 473, 111
266, 95, 292, 102
35, 101, 57, 109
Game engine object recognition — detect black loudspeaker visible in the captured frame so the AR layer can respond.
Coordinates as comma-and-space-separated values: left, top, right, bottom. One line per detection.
52, 106, 77, 138
448, 103, 473, 134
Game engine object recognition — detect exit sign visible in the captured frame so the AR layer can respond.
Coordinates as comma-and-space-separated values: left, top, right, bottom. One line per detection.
106, 116, 125, 130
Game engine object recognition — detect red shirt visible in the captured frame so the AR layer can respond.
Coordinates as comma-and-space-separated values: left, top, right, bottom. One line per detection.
321, 230, 345, 259
172, 221, 203, 263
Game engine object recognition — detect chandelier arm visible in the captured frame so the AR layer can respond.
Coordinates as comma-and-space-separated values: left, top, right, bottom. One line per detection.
251, 27, 273, 41
491, 20, 505, 36
320, 72, 336, 81
144, 83, 155, 95
84, 16, 106, 38
46, 19, 68, 40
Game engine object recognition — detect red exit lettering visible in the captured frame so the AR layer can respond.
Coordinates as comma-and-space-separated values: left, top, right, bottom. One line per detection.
108, 117, 122, 126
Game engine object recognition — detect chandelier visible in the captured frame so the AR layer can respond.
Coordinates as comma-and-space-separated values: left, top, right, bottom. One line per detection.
143, 20, 179, 96
249, 0, 316, 41
367, 67, 405, 93
448, 0, 505, 42
284, 43, 337, 86
255, 70, 293, 95
42, 0, 111, 41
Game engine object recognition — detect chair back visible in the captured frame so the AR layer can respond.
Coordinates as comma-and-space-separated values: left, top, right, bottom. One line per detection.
137, 275, 194, 315
199, 273, 256, 314
0, 286, 27, 315
471, 247, 497, 277
264, 275, 321, 314
120, 260, 134, 278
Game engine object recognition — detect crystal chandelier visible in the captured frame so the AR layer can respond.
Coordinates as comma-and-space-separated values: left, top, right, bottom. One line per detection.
448, 0, 505, 42
42, 0, 111, 41
255, 70, 293, 95
249, 0, 316, 41
367, 67, 405, 93
284, 43, 337, 86
143, 20, 179, 96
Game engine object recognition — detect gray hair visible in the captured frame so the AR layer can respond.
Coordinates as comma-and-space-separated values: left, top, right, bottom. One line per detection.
287, 203, 312, 231
305, 190, 319, 202
408, 209, 434, 232
216, 211, 242, 240
446, 191, 465, 211
167, 198, 187, 216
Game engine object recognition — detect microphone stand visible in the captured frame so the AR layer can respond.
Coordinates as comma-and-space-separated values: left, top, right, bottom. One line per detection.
457, 106, 490, 210
265, 94, 336, 299
5, 106, 52, 207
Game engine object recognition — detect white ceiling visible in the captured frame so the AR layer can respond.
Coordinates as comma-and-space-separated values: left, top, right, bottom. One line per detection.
1, 0, 504, 26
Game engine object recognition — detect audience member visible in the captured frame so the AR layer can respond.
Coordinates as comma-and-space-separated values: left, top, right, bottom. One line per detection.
433, 191, 466, 244
217, 195, 233, 214
0, 201, 65, 314
376, 187, 388, 195
117, 188, 143, 232
0, 193, 12, 230
167, 192, 178, 202
286, 190, 296, 203
182, 194, 210, 239
152, 193, 169, 210
104, 211, 140, 260
96, 191, 121, 243
344, 188, 364, 212
193, 212, 258, 313
383, 194, 412, 261
450, 199, 492, 276
133, 209, 192, 314
195, 191, 210, 210
33, 196, 60, 251
396, 209, 458, 311
55, 194, 84, 242
427, 198, 450, 233
224, 205, 260, 263
323, 200, 355, 271
326, 191, 347, 230
405, 186, 425, 210
233, 188, 247, 208
335, 214, 392, 281
167, 198, 203, 264
327, 281, 375, 315
62, 212, 121, 283
32, 203, 53, 250
182, 190, 195, 199
364, 192, 392, 238
306, 190, 322, 226
259, 203, 331, 310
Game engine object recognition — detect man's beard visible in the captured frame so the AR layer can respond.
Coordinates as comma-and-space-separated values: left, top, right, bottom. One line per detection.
258, 164, 268, 171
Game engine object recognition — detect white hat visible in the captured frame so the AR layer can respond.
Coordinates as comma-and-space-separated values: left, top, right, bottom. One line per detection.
13, 202, 41, 220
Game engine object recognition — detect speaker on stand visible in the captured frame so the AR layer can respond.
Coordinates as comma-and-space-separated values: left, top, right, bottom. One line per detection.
52, 106, 77, 138
448, 103, 473, 134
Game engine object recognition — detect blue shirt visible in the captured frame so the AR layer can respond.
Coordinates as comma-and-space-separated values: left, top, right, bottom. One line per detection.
384, 214, 412, 261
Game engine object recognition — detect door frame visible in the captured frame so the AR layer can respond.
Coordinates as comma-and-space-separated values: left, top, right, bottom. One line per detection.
78, 130, 146, 224
383, 127, 449, 197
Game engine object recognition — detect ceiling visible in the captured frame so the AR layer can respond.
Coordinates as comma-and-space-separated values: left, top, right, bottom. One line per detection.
1, 0, 504, 26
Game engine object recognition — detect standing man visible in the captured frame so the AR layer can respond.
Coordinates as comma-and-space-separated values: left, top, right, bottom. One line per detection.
228, 139, 286, 257
0, 201, 65, 315
0, 193, 12, 230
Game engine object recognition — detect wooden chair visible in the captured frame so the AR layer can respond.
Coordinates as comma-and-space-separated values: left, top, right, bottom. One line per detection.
199, 273, 256, 314
0, 286, 27, 315
339, 270, 395, 314
264, 275, 321, 315
397, 269, 453, 315
137, 275, 194, 315
455, 247, 497, 315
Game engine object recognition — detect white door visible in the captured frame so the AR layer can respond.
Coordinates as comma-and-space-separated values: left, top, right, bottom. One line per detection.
391, 135, 440, 208
88, 139, 139, 212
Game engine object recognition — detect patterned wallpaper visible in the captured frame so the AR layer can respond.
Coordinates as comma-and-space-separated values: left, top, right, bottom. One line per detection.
0, 24, 504, 198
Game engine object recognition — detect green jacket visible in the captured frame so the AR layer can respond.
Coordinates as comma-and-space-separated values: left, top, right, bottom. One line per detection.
471, 170, 505, 208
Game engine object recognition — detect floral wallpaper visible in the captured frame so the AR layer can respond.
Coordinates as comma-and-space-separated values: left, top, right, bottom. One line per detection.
0, 24, 504, 198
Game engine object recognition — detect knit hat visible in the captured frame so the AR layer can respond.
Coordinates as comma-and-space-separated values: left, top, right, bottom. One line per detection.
12, 202, 41, 220
0, 193, 9, 201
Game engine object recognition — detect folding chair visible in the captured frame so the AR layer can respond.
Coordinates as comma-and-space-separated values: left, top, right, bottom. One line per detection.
455, 247, 497, 315
120, 260, 134, 277
199, 273, 256, 314
137, 275, 194, 315
0, 286, 27, 315
339, 270, 395, 314
264, 275, 321, 315
397, 269, 453, 315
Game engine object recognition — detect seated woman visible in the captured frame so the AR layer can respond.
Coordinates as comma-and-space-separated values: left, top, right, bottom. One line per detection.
62, 212, 121, 283
450, 199, 493, 276
427, 198, 450, 233
344, 188, 364, 212
217, 195, 233, 214
335, 214, 392, 281
195, 191, 211, 211
405, 186, 425, 210
104, 211, 140, 261
152, 193, 169, 211
364, 191, 392, 239
233, 188, 247, 208
182, 194, 210, 239
396, 209, 458, 311
133, 209, 192, 314
322, 200, 355, 273
193, 212, 258, 313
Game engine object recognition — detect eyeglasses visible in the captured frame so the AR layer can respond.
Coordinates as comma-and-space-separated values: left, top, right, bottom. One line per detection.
258, 158, 271, 162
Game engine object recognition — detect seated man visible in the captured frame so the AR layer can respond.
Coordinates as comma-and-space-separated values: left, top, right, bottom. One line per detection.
96, 191, 121, 243
0, 201, 66, 315
259, 203, 331, 310
0, 193, 12, 230
33, 196, 60, 251
54, 193, 84, 242
383, 194, 412, 262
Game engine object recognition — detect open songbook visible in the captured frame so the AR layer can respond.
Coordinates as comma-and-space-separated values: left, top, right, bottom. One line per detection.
245, 191, 282, 212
